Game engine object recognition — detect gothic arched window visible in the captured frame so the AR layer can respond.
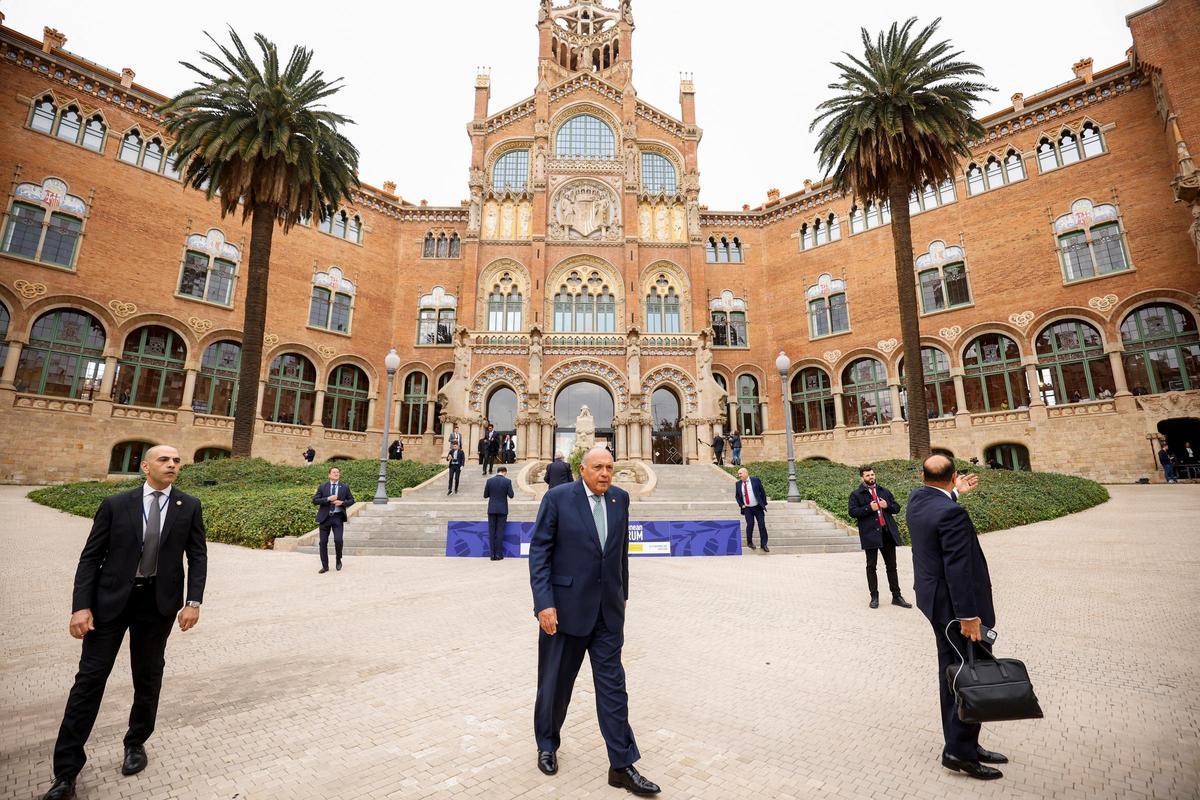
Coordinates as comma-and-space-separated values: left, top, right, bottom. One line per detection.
555, 114, 616, 158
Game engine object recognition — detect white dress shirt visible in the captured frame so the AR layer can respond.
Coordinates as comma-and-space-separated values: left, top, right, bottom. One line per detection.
584, 483, 608, 539
739, 479, 757, 507
328, 482, 343, 514
141, 482, 172, 540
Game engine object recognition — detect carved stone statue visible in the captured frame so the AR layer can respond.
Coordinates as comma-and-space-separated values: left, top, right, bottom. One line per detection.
453, 327, 472, 379
621, 0, 634, 25
575, 405, 596, 450
528, 328, 544, 391
624, 142, 638, 184
687, 200, 701, 238
534, 144, 547, 182
626, 339, 641, 386
539, 0, 552, 22
695, 328, 725, 420
1191, 203, 1200, 265
467, 186, 482, 235
436, 327, 473, 432
534, 119, 550, 138
468, 167, 486, 189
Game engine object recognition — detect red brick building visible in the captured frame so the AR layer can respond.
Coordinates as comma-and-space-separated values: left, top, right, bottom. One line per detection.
0, 0, 1197, 483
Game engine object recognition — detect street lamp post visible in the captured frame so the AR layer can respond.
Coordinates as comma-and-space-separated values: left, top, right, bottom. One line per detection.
374, 348, 402, 505
776, 351, 801, 503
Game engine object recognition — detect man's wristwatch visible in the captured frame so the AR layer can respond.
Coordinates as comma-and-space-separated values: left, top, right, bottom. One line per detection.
185, 601, 201, 608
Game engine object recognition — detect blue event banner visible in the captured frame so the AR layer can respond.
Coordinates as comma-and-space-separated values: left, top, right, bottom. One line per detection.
445, 519, 743, 558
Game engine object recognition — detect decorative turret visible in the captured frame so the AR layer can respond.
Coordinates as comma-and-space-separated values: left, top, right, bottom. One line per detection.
538, 0, 633, 85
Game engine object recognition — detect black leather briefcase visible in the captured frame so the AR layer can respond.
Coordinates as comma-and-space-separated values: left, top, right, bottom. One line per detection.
947, 638, 1044, 724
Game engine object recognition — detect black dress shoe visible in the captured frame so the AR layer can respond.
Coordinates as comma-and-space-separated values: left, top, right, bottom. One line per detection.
42, 777, 75, 800
608, 765, 661, 795
891, 594, 912, 608
941, 753, 1002, 780
869, 596, 879, 609
746, 542, 757, 550
336, 559, 342, 571
318, 566, 328, 574
761, 545, 770, 553
121, 743, 148, 775
537, 750, 558, 775
976, 746, 1008, 764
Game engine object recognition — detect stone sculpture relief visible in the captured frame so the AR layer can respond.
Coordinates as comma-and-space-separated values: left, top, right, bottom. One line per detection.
549, 180, 622, 241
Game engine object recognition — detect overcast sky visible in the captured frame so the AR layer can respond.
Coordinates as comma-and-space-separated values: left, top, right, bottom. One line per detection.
5, 0, 1144, 209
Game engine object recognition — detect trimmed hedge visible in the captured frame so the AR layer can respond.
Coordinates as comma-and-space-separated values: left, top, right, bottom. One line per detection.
28, 458, 444, 549
726, 459, 1108, 543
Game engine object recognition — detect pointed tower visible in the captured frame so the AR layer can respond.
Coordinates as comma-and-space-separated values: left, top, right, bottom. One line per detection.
538, 0, 634, 87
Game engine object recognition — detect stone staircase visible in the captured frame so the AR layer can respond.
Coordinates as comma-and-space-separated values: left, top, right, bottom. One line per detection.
294, 462, 859, 557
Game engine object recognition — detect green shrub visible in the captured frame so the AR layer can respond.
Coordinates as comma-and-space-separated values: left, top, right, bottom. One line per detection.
29, 458, 444, 549
726, 459, 1108, 543
567, 447, 584, 478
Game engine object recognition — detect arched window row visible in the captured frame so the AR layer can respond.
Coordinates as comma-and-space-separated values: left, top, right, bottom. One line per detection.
2, 177, 88, 269
1036, 121, 1105, 173
908, 179, 956, 216
178, 229, 240, 307
555, 113, 616, 159
806, 274, 849, 339
1053, 198, 1130, 283
736, 374, 762, 435
553, 270, 616, 332
117, 128, 181, 179
640, 152, 678, 194
422, 230, 462, 259
309, 266, 356, 334
800, 213, 841, 250
317, 208, 364, 243
705, 235, 743, 263
418, 287, 457, 345
966, 148, 1026, 196
710, 290, 748, 347
645, 273, 681, 334
487, 271, 524, 332
28, 95, 107, 153
550, 34, 620, 72
1120, 303, 1200, 395
848, 200, 891, 234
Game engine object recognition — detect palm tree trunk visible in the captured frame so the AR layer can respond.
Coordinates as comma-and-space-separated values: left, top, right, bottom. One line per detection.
230, 203, 276, 458
887, 179, 931, 461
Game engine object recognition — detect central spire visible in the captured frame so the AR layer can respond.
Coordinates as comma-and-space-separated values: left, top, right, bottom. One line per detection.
539, 0, 634, 83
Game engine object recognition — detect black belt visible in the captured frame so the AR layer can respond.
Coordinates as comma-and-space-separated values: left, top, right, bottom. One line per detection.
132, 577, 156, 587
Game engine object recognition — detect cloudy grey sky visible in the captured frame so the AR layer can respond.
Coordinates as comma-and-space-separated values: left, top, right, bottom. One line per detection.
5, 0, 1144, 210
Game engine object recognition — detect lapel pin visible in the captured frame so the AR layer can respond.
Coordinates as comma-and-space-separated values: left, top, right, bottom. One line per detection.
176, 500, 182, 506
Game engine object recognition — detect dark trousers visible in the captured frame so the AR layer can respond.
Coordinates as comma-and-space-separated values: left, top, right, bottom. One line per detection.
448, 466, 462, 493
53, 584, 174, 779
865, 539, 900, 596
932, 619, 989, 761
714, 448, 724, 466
742, 506, 767, 547
319, 518, 344, 568
483, 453, 496, 474
535, 609, 640, 768
488, 513, 507, 558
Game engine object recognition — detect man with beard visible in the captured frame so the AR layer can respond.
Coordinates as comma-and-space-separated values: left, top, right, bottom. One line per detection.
848, 465, 911, 609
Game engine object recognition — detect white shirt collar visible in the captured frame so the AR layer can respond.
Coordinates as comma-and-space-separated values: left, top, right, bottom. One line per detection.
143, 482, 173, 499
932, 486, 955, 500
584, 483, 605, 500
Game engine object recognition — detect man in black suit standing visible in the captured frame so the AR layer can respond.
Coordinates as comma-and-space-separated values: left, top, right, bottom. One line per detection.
544, 451, 573, 488
484, 425, 500, 474
484, 466, 515, 560
446, 441, 466, 494
529, 447, 660, 795
313, 466, 355, 574
43, 444, 207, 800
734, 467, 769, 552
848, 466, 912, 609
906, 455, 1007, 781
711, 432, 725, 466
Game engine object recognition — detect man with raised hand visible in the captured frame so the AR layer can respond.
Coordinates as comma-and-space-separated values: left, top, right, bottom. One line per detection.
44, 445, 207, 800
528, 446, 660, 795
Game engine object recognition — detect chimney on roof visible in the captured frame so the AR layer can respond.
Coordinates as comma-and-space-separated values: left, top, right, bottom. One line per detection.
1072, 57, 1094, 84
120, 68, 135, 88
42, 27, 67, 53
742, 204, 750, 212
1011, 92, 1024, 112
803, 179, 813, 192
767, 188, 781, 203
382, 180, 397, 195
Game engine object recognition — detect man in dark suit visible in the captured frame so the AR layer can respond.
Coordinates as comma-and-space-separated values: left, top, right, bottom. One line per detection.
43, 444, 207, 800
848, 466, 912, 609
312, 466, 356, 574
734, 467, 769, 552
447, 441, 466, 494
906, 455, 1006, 781
484, 466, 515, 560
544, 451, 573, 488
484, 425, 500, 474
528, 447, 660, 795
711, 432, 725, 466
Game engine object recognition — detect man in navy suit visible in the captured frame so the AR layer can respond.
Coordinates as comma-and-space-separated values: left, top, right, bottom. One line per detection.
528, 447, 660, 795
484, 466, 515, 560
312, 466, 355, 574
848, 466, 911, 609
734, 467, 770, 552
906, 455, 1006, 781
447, 441, 466, 494
544, 451, 573, 488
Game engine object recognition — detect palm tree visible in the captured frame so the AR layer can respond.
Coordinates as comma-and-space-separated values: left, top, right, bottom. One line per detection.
811, 18, 991, 460
159, 30, 359, 457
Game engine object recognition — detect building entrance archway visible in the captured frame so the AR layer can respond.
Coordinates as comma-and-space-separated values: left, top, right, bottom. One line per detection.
1158, 417, 1200, 479
486, 386, 518, 437
650, 387, 683, 464
553, 380, 615, 456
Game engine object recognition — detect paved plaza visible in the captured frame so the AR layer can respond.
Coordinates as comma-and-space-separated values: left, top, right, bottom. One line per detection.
1, 484, 1197, 799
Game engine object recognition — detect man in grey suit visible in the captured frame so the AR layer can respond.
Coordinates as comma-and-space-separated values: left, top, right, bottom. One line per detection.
544, 451, 573, 488
528, 447, 660, 795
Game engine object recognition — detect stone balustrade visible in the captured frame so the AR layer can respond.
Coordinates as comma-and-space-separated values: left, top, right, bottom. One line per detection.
112, 405, 178, 424
1047, 400, 1117, 418
970, 409, 1031, 426
263, 422, 313, 437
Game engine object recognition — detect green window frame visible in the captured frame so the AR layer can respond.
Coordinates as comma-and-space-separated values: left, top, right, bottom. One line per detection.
262, 353, 317, 425
736, 374, 762, 435
193, 340, 241, 416
2, 201, 84, 268
401, 372, 429, 435
194, 447, 230, 462
919, 262, 971, 313
901, 347, 957, 418
1119, 303, 1200, 395
790, 367, 835, 432
113, 326, 188, 409
109, 440, 153, 474
962, 333, 1028, 412
323, 364, 370, 432
985, 443, 1031, 471
1034, 319, 1115, 404
841, 358, 893, 427
14, 309, 106, 398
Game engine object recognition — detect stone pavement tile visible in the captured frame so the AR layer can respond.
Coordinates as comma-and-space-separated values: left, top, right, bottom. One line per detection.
1, 485, 1198, 799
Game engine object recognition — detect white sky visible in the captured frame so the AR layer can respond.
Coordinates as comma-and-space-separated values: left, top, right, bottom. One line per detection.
4, 0, 1144, 210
